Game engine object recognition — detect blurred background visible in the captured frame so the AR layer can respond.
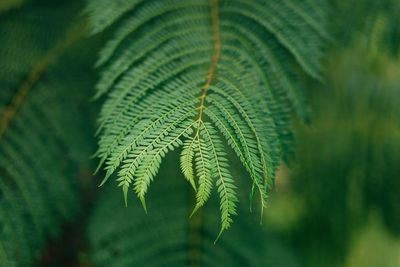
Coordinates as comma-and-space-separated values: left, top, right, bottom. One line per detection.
0, 0, 399, 266
271, 1, 400, 266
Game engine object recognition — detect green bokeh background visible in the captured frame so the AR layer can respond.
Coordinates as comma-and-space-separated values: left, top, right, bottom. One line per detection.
0, 0, 399, 266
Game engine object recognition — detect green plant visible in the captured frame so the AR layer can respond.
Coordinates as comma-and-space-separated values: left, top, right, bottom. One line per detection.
87, 0, 329, 237
0, 2, 99, 265
0, 0, 331, 265
88, 153, 302, 267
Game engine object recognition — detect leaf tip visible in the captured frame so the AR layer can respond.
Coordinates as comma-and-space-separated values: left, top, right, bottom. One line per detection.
123, 186, 128, 207
189, 205, 201, 218
140, 196, 147, 214
214, 228, 224, 244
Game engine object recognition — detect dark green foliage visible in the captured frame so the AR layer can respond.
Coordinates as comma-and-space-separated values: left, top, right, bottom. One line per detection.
0, 1, 77, 111
290, 64, 400, 267
87, 0, 329, 235
291, 76, 400, 266
0, 2, 98, 265
287, 3, 400, 264
334, 0, 400, 57
4, 0, 398, 266
88, 152, 302, 267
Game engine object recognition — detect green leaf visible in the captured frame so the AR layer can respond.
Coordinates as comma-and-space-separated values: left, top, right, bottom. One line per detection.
87, 0, 329, 235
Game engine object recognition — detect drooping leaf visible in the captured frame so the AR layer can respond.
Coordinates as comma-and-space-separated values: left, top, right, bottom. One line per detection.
87, 0, 329, 235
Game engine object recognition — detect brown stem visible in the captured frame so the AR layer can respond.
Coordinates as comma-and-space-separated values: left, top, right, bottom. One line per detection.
196, 0, 220, 129
0, 21, 86, 139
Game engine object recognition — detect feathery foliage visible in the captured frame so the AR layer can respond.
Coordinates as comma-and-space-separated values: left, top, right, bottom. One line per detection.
0, 2, 98, 265
87, 0, 329, 235
88, 154, 301, 266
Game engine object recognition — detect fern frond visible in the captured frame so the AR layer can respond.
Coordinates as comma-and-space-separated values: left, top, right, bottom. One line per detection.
132, 120, 195, 204
190, 126, 213, 215
88, 171, 302, 266
87, 0, 329, 235
200, 122, 238, 240
180, 139, 197, 191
